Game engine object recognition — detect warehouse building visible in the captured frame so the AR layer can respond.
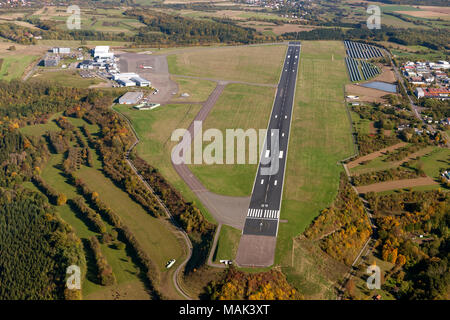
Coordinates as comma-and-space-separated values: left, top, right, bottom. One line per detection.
118, 91, 143, 105
131, 76, 151, 87
44, 55, 60, 67
52, 47, 71, 54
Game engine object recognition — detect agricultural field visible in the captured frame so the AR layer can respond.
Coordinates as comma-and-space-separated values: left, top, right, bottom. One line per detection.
167, 44, 287, 84
277, 41, 354, 287
0, 54, 38, 81
29, 6, 145, 34
188, 83, 277, 197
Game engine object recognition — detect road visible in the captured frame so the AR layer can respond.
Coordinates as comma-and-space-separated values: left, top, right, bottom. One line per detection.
242, 42, 301, 237
235, 42, 301, 267
111, 104, 194, 300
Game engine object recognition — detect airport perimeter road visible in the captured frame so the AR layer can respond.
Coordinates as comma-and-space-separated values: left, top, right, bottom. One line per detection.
236, 42, 301, 267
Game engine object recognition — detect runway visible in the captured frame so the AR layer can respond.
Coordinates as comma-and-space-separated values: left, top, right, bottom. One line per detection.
236, 41, 301, 266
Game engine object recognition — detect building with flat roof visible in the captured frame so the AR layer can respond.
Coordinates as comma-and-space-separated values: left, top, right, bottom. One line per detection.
52, 47, 71, 54
131, 76, 151, 87
119, 91, 143, 105
44, 55, 60, 67
94, 46, 114, 60
118, 79, 136, 87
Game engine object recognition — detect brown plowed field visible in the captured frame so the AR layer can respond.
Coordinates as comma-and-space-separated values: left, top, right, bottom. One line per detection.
356, 177, 438, 194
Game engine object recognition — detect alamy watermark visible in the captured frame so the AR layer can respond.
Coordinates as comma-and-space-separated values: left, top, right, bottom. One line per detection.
170, 121, 281, 176
366, 264, 381, 290
66, 265, 81, 290
367, 5, 381, 30
66, 5, 81, 30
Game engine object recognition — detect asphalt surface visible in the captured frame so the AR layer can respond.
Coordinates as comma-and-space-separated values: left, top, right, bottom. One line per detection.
242, 42, 301, 237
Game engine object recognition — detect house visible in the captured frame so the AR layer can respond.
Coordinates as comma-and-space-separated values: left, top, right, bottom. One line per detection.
118, 91, 143, 105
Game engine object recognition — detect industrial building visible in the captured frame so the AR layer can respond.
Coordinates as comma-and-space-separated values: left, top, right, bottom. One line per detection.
52, 47, 70, 54
44, 55, 60, 67
94, 46, 114, 60
118, 91, 143, 105
131, 76, 151, 87
118, 79, 136, 87
113, 73, 151, 87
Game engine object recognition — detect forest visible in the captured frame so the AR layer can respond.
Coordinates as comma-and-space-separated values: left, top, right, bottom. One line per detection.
365, 190, 449, 299
305, 173, 372, 266
206, 268, 302, 300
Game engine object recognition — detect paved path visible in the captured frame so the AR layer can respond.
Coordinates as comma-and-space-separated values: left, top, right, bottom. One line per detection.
172, 74, 278, 88
171, 83, 251, 230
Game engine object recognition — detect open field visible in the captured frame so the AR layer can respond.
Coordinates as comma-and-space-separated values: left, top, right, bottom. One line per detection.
283, 238, 348, 299
113, 103, 217, 223
188, 83, 277, 197
32, 70, 106, 88
420, 147, 450, 180
347, 142, 407, 168
212, 225, 241, 263
0, 54, 38, 81
349, 146, 436, 176
170, 76, 217, 102
355, 177, 438, 194
40, 153, 149, 298
276, 41, 354, 271
22, 115, 185, 299
167, 44, 287, 84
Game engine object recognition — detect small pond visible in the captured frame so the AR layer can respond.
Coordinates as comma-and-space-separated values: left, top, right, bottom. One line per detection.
361, 81, 397, 93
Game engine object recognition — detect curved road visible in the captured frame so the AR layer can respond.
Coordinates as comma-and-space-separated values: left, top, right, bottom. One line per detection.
111, 104, 194, 300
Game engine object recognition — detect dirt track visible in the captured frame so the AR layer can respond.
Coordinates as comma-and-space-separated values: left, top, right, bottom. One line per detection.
347, 142, 407, 168
355, 177, 438, 194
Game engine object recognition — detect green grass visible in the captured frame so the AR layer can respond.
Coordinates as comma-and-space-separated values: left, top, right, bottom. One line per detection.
32, 71, 105, 88
0, 54, 37, 81
277, 41, 354, 268
171, 76, 217, 102
167, 44, 287, 84
212, 225, 241, 263
188, 83, 276, 197
26, 118, 152, 298
420, 147, 450, 180
351, 110, 372, 135
113, 103, 216, 223
19, 113, 61, 137
349, 146, 437, 176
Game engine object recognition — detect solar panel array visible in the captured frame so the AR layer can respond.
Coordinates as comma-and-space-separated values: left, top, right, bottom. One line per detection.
344, 41, 383, 82
360, 60, 380, 81
344, 41, 383, 59
345, 57, 362, 82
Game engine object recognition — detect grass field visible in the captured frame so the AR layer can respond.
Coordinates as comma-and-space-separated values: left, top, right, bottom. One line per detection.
348, 145, 437, 176
113, 103, 217, 223
0, 54, 37, 81
170, 76, 217, 102
212, 225, 241, 263
32, 120, 150, 298
167, 44, 287, 84
420, 147, 450, 180
276, 41, 354, 288
32, 71, 105, 88
188, 83, 276, 196
22, 115, 185, 299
